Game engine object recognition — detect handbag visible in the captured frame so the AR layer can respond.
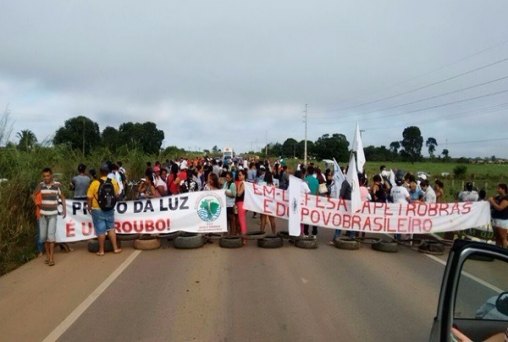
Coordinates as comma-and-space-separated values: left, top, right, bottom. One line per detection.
319, 183, 328, 194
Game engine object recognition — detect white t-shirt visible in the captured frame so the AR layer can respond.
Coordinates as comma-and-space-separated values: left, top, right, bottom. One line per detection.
154, 176, 167, 194
391, 185, 410, 203
458, 191, 479, 202
424, 186, 437, 203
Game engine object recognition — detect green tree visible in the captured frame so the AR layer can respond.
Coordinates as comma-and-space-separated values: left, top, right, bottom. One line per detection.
53, 115, 101, 155
281, 138, 298, 158
389, 141, 400, 155
118, 122, 164, 155
296, 140, 315, 159
101, 126, 120, 152
16, 129, 37, 151
400, 126, 423, 163
266, 142, 283, 157
425, 137, 438, 158
313, 133, 349, 162
442, 148, 450, 160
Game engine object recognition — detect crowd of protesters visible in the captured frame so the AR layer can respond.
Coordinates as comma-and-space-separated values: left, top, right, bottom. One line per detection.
33, 156, 508, 264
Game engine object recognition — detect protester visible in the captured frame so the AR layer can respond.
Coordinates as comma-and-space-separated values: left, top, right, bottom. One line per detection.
70, 163, 90, 200
260, 170, 277, 234
371, 174, 387, 203
236, 169, 247, 243
408, 176, 424, 202
391, 175, 410, 240
87, 164, 121, 256
153, 165, 168, 196
304, 166, 319, 238
420, 179, 436, 203
223, 171, 237, 235
435, 180, 445, 203
458, 182, 479, 202
33, 190, 44, 257
489, 184, 508, 248
204, 172, 220, 191
33, 167, 67, 266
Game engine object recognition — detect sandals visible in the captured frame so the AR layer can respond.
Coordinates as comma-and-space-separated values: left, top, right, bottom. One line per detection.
96, 252, 105, 256
113, 249, 122, 254
48, 261, 55, 266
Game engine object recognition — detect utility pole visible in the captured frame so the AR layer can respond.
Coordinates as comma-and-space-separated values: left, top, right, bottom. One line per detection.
303, 104, 308, 166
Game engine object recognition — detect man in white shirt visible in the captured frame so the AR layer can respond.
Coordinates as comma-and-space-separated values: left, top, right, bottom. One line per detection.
421, 180, 436, 203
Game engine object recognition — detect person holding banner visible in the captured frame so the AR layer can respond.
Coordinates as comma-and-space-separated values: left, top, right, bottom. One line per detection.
223, 171, 237, 235
87, 164, 122, 256
304, 166, 319, 238
260, 171, 277, 234
489, 184, 508, 248
235, 170, 247, 241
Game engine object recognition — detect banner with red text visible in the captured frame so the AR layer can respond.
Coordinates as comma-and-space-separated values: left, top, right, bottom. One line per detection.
55, 190, 227, 242
243, 182, 491, 234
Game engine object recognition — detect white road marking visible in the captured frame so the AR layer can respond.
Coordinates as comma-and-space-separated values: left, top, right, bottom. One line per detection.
42, 250, 142, 342
425, 254, 503, 294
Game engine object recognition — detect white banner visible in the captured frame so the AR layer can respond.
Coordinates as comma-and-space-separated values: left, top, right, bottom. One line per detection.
55, 190, 228, 242
244, 182, 491, 234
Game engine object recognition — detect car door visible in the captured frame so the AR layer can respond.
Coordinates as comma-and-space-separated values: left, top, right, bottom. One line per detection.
430, 239, 508, 341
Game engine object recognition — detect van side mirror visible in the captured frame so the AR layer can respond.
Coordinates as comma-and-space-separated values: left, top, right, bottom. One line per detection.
496, 292, 508, 316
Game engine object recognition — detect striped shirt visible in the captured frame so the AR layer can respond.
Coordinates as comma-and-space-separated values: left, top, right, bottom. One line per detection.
39, 181, 62, 216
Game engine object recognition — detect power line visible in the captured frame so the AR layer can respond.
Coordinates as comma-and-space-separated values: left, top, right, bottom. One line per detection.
313, 55, 508, 116
313, 39, 508, 115
315, 88, 508, 125
330, 74, 508, 118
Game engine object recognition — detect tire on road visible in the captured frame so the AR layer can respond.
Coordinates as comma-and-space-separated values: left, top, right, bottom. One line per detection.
134, 238, 161, 250
277, 231, 290, 240
355, 237, 381, 245
219, 236, 243, 248
417, 240, 445, 255
372, 240, 398, 253
174, 233, 205, 249
157, 232, 181, 240
243, 231, 267, 240
87, 240, 120, 253
116, 234, 140, 241
295, 237, 319, 249
257, 235, 284, 248
334, 237, 360, 250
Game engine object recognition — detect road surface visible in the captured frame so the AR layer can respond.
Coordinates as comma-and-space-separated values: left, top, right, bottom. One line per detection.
0, 217, 452, 341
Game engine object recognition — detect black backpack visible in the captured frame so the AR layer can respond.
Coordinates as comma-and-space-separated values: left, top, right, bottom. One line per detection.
97, 178, 117, 211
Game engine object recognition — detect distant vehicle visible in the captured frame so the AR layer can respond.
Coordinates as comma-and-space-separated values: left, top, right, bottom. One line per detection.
222, 147, 234, 165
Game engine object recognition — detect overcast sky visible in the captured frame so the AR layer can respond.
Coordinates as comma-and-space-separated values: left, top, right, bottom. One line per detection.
1, 0, 508, 158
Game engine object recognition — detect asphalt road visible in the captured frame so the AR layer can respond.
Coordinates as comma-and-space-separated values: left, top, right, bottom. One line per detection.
1, 216, 452, 342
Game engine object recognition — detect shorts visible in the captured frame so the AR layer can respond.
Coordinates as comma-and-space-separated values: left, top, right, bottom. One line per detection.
91, 209, 115, 236
492, 219, 508, 229
39, 215, 57, 242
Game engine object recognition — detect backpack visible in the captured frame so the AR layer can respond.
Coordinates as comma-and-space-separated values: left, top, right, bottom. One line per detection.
97, 178, 117, 211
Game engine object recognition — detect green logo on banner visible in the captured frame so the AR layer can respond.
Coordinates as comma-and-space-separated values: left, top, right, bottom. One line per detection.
197, 196, 222, 222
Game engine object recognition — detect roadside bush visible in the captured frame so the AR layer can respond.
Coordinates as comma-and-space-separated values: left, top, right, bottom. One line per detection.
453, 165, 467, 178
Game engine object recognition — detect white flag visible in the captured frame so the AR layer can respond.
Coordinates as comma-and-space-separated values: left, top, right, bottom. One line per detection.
332, 158, 346, 199
352, 123, 366, 173
288, 175, 303, 236
346, 153, 362, 213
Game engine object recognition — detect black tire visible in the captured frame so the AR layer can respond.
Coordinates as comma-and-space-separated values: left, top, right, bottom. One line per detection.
335, 237, 360, 250
174, 233, 205, 249
134, 238, 161, 250
116, 233, 140, 241
243, 231, 267, 240
355, 237, 382, 245
257, 235, 284, 248
417, 240, 445, 255
219, 236, 243, 248
372, 240, 398, 253
206, 233, 224, 241
87, 240, 120, 253
277, 231, 290, 239
157, 232, 181, 240
295, 237, 319, 249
